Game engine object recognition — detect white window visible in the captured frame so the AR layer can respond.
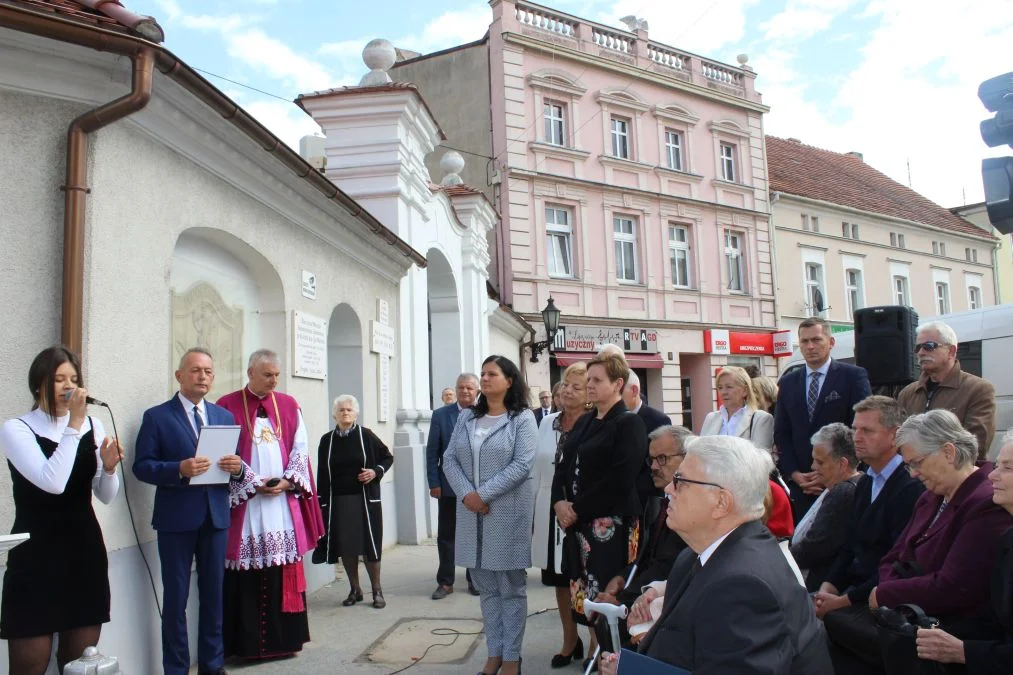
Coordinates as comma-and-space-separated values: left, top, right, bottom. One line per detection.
969, 286, 982, 310
851, 223, 859, 239
894, 275, 910, 305
842, 222, 850, 238
669, 224, 691, 288
940, 242, 946, 257
665, 129, 683, 171
805, 263, 827, 315
811, 216, 820, 233
544, 102, 565, 146
611, 117, 630, 159
725, 231, 745, 292
890, 232, 897, 247
614, 216, 638, 281
802, 214, 810, 232
845, 268, 864, 316
720, 143, 736, 182
546, 206, 573, 277
936, 282, 951, 314
965, 247, 972, 261
973, 249, 978, 263
932, 241, 939, 255
898, 233, 906, 248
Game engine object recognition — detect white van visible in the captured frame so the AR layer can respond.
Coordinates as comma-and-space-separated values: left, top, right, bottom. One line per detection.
781, 304, 1013, 459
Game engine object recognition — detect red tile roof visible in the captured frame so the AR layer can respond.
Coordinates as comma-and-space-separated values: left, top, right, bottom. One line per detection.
766, 136, 994, 240
4, 0, 164, 41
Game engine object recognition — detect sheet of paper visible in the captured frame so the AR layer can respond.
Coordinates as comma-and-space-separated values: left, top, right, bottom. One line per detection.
0, 533, 29, 555
190, 425, 241, 485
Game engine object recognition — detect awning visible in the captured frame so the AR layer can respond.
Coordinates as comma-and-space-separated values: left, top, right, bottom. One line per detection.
552, 351, 665, 369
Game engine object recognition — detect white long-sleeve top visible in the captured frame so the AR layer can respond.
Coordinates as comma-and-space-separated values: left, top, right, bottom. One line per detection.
0, 409, 119, 504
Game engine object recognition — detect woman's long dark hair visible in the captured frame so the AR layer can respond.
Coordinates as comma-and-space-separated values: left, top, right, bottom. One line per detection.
472, 355, 530, 419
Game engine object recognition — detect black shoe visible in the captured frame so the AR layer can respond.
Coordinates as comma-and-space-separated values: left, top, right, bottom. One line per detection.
198, 670, 227, 675
432, 584, 454, 600
582, 656, 598, 672
550, 637, 584, 668
342, 588, 363, 606
468, 581, 481, 596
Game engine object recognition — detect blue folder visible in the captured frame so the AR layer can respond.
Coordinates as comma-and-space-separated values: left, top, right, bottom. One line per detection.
616, 648, 691, 674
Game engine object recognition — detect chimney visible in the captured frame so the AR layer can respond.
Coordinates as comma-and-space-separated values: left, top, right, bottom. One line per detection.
846, 151, 864, 161
786, 137, 801, 143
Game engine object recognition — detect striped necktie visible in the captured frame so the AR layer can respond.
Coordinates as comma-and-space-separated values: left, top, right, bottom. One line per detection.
807, 372, 822, 421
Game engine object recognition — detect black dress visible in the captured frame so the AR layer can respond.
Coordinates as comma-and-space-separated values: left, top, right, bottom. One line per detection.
1, 420, 110, 638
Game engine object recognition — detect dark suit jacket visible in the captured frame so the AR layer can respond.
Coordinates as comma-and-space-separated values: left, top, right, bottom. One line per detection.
426, 403, 463, 496
639, 520, 831, 674
133, 395, 237, 533
964, 527, 1013, 674
618, 496, 687, 608
551, 401, 647, 523
789, 475, 861, 591
636, 403, 672, 435
825, 462, 923, 604
534, 407, 552, 426
774, 360, 871, 478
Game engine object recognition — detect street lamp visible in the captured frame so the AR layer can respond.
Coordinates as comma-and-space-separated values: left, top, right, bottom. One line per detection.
524, 297, 561, 363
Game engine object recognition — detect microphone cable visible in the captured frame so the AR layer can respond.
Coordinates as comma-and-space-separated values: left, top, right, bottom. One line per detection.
102, 401, 163, 618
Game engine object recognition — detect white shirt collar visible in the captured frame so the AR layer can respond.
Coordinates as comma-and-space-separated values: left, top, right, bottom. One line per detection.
177, 391, 206, 418
631, 400, 643, 414
699, 525, 740, 566
805, 357, 832, 379
719, 405, 747, 424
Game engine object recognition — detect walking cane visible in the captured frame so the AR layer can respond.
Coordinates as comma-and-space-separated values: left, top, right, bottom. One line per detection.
581, 562, 638, 675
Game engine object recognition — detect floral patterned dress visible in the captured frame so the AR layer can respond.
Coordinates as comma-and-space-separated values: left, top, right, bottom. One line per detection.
563, 418, 641, 625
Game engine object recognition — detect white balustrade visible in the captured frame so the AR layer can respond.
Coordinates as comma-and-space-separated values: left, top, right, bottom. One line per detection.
647, 43, 686, 70
592, 26, 633, 53
701, 60, 743, 87
516, 4, 577, 37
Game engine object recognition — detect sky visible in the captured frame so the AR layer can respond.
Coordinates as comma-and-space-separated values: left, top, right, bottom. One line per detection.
130, 0, 1012, 209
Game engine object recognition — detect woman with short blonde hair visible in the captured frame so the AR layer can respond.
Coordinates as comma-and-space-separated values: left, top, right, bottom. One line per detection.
700, 366, 773, 450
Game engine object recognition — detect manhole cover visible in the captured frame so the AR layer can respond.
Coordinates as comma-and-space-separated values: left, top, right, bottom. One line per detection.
357, 617, 484, 666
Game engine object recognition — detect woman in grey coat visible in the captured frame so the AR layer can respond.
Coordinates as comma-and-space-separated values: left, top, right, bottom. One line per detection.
443, 355, 538, 675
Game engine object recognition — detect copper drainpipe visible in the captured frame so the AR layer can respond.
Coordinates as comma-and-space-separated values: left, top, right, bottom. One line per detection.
62, 48, 154, 352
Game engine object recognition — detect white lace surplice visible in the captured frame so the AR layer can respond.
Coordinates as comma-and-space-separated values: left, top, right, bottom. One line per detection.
229, 411, 311, 570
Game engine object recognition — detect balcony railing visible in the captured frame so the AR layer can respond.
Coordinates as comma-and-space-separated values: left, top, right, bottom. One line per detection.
515, 4, 577, 38
510, 1, 756, 102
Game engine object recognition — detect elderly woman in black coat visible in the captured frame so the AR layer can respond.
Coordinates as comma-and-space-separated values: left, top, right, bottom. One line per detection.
315, 394, 393, 609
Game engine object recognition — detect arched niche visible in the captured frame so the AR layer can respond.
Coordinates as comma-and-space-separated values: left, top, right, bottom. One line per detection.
327, 303, 364, 417
427, 248, 463, 409
169, 227, 285, 399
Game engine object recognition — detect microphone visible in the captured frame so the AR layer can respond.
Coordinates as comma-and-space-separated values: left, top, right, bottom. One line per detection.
62, 390, 109, 407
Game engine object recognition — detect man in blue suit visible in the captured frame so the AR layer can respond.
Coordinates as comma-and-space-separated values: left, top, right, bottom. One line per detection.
427, 372, 479, 599
775, 317, 871, 521
134, 348, 246, 675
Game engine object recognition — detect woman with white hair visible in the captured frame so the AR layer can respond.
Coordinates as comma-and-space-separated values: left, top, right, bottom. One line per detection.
314, 394, 393, 609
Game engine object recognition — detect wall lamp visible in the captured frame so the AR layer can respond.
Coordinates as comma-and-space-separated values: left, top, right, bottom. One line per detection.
523, 297, 561, 363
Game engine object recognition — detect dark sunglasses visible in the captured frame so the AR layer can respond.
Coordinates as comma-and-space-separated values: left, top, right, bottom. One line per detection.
914, 341, 949, 352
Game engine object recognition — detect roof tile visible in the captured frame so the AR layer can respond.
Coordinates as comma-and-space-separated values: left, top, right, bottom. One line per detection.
6, 0, 162, 40
766, 135, 993, 239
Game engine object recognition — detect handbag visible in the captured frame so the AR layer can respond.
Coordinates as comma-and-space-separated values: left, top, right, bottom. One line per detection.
872, 604, 947, 675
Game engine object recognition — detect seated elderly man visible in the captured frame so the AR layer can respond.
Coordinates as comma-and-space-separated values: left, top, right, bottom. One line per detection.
600, 435, 831, 675
789, 423, 863, 591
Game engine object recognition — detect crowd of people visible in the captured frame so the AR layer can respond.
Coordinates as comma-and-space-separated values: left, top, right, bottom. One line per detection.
4, 311, 1013, 674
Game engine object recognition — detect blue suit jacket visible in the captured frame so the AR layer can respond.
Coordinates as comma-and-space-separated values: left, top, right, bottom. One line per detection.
133, 395, 237, 533
426, 403, 462, 497
774, 360, 871, 477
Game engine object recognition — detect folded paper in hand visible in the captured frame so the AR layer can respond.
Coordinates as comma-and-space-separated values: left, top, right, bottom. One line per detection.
190, 425, 241, 485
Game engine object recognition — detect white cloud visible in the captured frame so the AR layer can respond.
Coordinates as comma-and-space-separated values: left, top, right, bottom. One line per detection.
243, 99, 322, 151
598, 0, 762, 57
396, 4, 492, 53
225, 29, 335, 93
760, 7, 835, 41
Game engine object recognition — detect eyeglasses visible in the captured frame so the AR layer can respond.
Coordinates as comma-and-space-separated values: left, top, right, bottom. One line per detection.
672, 472, 724, 491
650, 452, 686, 467
914, 341, 949, 353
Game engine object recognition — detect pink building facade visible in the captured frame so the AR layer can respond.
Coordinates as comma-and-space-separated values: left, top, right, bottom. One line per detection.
394, 0, 778, 429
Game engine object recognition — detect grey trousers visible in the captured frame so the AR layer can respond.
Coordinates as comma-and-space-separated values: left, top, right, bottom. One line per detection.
470, 568, 527, 661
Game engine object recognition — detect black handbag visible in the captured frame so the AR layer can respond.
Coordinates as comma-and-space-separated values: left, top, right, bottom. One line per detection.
873, 604, 947, 675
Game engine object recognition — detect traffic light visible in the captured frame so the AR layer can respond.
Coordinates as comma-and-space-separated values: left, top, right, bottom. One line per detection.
979, 72, 1013, 234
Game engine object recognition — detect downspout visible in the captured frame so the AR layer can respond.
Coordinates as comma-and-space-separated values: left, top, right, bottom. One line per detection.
62, 48, 155, 352
992, 239, 1002, 304
769, 191, 784, 373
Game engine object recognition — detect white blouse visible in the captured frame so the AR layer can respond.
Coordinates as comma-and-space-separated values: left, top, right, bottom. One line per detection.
0, 408, 119, 504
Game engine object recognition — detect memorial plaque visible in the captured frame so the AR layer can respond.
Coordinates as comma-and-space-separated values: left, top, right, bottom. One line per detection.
293, 310, 327, 380
371, 321, 396, 356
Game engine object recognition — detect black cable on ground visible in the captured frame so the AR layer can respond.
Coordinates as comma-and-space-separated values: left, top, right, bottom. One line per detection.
385, 607, 552, 675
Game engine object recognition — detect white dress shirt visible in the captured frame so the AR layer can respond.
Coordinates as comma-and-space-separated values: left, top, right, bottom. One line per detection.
0, 408, 119, 504
177, 391, 207, 436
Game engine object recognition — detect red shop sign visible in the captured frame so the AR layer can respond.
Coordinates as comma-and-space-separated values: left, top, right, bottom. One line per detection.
704, 329, 793, 357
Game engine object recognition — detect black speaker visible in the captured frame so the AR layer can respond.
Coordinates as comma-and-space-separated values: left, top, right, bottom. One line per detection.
854, 306, 919, 386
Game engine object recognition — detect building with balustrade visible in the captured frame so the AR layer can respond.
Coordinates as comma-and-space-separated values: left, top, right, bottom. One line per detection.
391, 0, 781, 429
767, 136, 999, 340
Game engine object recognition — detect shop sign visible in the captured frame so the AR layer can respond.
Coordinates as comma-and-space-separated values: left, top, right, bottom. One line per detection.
554, 324, 658, 353
704, 329, 794, 358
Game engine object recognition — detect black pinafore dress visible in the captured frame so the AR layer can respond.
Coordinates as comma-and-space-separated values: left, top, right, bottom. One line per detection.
0, 419, 111, 638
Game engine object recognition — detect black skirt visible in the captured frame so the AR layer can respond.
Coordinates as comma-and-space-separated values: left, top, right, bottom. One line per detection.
541, 510, 569, 588
331, 494, 381, 562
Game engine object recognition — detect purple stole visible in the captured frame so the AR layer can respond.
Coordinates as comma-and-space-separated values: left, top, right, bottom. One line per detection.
217, 388, 325, 565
